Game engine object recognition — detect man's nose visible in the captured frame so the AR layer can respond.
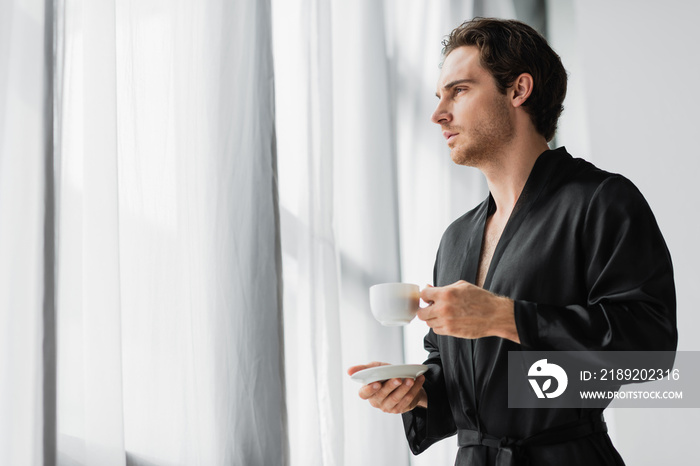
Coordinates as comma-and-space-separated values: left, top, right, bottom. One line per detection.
431, 102, 451, 125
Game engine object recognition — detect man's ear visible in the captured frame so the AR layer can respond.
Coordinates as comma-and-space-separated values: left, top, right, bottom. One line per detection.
511, 73, 534, 108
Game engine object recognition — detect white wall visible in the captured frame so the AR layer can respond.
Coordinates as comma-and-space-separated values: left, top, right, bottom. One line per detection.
548, 0, 700, 463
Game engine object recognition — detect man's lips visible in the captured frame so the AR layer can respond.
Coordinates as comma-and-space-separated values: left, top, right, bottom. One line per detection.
443, 131, 458, 141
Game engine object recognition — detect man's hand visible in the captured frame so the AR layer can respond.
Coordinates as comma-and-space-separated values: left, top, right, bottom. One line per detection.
418, 280, 520, 343
347, 362, 427, 414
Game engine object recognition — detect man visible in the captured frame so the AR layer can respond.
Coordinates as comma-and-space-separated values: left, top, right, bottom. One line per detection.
348, 18, 677, 466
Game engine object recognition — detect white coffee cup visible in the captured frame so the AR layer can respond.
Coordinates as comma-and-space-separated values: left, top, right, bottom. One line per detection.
369, 283, 420, 326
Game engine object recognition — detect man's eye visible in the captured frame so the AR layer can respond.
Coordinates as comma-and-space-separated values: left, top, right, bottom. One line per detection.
454, 88, 466, 95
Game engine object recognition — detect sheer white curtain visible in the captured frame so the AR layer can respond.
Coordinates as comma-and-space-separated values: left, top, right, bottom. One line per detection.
331, 1, 408, 465
274, 0, 418, 463
274, 0, 518, 465
55, 0, 286, 465
0, 0, 55, 465
273, 0, 344, 464
2, 0, 547, 465
57, 1, 126, 464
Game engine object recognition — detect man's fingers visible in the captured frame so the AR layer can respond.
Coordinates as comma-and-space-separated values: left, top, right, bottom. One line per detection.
359, 375, 403, 400
417, 303, 435, 321
352, 365, 427, 414
358, 381, 383, 400
362, 378, 405, 408
374, 378, 404, 401
348, 365, 366, 376
347, 361, 387, 376
394, 376, 425, 412
377, 378, 413, 411
420, 285, 438, 303
358, 375, 426, 413
420, 279, 470, 305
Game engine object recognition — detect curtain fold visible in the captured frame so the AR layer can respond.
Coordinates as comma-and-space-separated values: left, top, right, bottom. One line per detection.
273, 0, 345, 464
55, 0, 286, 465
0, 0, 55, 465
82, 1, 126, 463
331, 0, 408, 464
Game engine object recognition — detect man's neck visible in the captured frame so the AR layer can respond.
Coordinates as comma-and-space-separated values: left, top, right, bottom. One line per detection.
480, 137, 550, 218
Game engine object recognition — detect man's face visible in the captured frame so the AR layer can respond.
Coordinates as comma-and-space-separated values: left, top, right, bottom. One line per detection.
432, 46, 514, 166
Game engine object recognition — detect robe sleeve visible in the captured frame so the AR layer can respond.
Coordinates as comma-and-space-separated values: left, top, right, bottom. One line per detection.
401, 329, 457, 455
514, 175, 678, 352
402, 255, 458, 454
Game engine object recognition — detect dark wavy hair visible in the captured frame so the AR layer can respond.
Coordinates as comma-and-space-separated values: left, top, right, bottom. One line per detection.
442, 18, 567, 142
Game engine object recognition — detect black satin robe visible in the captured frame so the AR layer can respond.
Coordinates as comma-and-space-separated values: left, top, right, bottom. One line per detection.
402, 148, 677, 465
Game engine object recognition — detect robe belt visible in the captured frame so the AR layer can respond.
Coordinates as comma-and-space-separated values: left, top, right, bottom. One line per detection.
457, 417, 608, 466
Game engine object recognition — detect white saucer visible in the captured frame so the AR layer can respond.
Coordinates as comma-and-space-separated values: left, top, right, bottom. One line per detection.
350, 364, 428, 385
378, 318, 413, 326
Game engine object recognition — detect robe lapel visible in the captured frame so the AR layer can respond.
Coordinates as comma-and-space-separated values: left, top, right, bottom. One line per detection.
457, 199, 491, 285
482, 149, 571, 291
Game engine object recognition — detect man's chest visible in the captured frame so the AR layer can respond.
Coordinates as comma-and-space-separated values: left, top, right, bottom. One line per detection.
437, 205, 590, 304
475, 215, 507, 288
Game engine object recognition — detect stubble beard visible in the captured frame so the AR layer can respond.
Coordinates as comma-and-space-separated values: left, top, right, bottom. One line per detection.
449, 96, 515, 167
